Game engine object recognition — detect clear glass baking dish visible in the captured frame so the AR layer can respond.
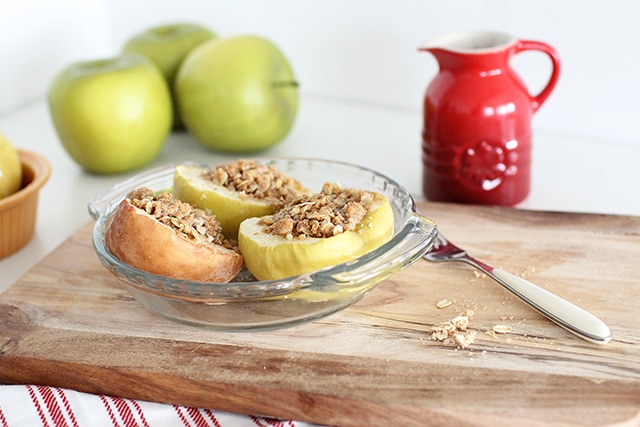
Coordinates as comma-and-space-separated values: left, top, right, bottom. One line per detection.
88, 158, 437, 331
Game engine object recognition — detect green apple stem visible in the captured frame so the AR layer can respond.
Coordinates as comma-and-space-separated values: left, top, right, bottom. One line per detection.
272, 81, 299, 88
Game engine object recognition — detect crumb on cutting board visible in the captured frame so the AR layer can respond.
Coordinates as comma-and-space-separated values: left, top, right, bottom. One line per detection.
430, 315, 476, 349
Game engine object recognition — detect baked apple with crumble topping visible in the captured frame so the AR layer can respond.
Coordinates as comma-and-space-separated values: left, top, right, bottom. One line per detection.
104, 187, 243, 282
173, 159, 308, 239
238, 182, 394, 281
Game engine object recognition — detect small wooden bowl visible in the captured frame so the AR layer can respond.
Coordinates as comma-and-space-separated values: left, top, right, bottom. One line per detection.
0, 150, 51, 259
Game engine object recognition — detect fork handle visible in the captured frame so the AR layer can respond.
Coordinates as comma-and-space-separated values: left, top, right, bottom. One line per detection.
489, 268, 612, 344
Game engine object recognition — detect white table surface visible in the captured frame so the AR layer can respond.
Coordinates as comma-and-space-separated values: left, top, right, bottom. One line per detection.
1, 95, 639, 293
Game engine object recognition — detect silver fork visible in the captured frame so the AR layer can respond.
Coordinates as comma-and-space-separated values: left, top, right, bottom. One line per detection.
424, 232, 612, 344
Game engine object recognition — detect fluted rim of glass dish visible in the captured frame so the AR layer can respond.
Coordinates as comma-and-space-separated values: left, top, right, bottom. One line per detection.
88, 158, 438, 302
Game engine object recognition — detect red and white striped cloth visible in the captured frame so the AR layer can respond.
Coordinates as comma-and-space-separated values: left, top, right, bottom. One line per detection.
0, 385, 323, 427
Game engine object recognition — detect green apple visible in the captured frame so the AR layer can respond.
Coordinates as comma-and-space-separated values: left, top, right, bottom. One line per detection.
122, 22, 216, 128
0, 134, 22, 198
48, 53, 172, 174
175, 35, 299, 152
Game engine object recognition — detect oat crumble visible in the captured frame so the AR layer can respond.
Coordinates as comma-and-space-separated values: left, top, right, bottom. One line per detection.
201, 159, 303, 205
491, 324, 513, 334
436, 298, 453, 309
126, 187, 236, 251
430, 315, 477, 349
259, 182, 376, 240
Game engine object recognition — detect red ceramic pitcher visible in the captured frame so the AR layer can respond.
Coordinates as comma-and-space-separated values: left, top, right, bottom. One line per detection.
420, 31, 561, 206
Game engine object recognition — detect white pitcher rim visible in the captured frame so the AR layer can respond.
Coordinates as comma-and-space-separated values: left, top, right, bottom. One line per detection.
420, 31, 517, 53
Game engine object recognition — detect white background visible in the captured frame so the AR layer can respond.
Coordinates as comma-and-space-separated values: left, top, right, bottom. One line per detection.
1, 0, 639, 146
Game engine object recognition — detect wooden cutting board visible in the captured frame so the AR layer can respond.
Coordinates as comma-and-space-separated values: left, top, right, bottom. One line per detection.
0, 202, 638, 427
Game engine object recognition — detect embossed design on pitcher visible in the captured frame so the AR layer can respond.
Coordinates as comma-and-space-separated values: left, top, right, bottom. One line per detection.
459, 139, 520, 191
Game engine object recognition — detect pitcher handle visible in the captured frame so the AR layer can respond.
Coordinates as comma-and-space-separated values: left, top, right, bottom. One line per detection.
515, 40, 561, 112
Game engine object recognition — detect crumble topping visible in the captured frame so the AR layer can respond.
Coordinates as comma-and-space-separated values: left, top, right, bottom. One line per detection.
491, 324, 513, 334
430, 315, 477, 349
436, 298, 453, 309
201, 159, 304, 205
126, 187, 236, 251
259, 182, 376, 240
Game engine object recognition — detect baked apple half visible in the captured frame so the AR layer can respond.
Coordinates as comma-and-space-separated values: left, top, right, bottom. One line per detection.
173, 160, 308, 239
238, 182, 394, 281
104, 187, 243, 283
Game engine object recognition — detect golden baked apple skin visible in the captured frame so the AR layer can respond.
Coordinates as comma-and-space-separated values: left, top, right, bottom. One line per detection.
105, 198, 243, 283
173, 163, 306, 239
238, 193, 394, 281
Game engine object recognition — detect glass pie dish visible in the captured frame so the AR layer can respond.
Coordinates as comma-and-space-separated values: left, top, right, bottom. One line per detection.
88, 158, 438, 331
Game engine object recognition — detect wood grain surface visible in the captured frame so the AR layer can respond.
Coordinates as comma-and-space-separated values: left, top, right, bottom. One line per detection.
0, 202, 639, 427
